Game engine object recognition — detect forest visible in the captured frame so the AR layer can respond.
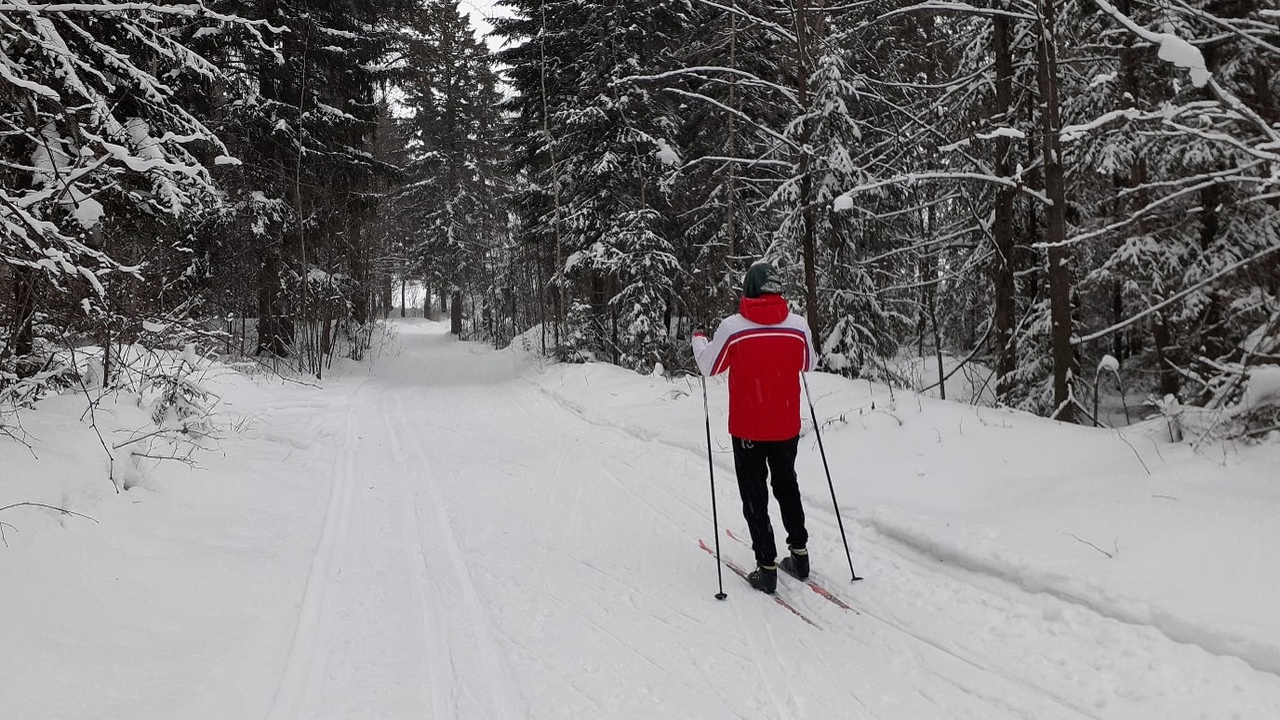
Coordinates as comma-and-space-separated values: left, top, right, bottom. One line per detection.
1, 0, 1277, 437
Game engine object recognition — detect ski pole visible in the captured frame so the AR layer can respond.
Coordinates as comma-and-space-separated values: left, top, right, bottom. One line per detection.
701, 374, 728, 600
802, 373, 863, 582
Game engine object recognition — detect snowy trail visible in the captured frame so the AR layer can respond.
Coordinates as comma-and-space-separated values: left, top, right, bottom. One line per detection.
265, 321, 1280, 720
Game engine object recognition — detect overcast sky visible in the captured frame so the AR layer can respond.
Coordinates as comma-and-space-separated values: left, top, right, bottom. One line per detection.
459, 0, 511, 51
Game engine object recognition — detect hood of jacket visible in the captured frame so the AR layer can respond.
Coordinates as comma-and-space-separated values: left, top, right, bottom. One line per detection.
738, 293, 789, 326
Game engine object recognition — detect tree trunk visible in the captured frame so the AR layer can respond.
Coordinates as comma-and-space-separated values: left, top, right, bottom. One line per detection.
1037, 0, 1075, 422
538, 3, 565, 349
1117, 3, 1148, 372
1111, 280, 1126, 361
794, 0, 824, 342
450, 288, 463, 335
380, 271, 393, 319
1197, 182, 1228, 360
10, 266, 37, 377
800, 170, 821, 341
349, 224, 370, 326
1152, 313, 1179, 397
992, 9, 1018, 401
256, 250, 291, 357
727, 8, 740, 261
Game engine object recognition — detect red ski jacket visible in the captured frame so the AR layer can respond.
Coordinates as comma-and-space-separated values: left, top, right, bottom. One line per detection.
692, 294, 817, 441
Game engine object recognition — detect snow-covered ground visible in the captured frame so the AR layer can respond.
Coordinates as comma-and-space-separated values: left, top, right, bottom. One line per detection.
3, 319, 1279, 719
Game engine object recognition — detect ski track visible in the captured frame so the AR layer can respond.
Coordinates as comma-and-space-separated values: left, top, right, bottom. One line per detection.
381, 388, 459, 720
265, 381, 365, 720
261, 325, 1280, 720
863, 514, 1280, 680
261, 365, 533, 719
508, 349, 1080, 717
524, 346, 1280, 719
387, 389, 529, 720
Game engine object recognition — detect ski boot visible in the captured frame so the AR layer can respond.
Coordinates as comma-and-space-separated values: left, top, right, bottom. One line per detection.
779, 546, 809, 580
747, 563, 778, 594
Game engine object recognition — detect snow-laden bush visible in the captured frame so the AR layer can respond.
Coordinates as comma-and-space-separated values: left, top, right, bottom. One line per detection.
1164, 310, 1280, 443
140, 345, 218, 439
1161, 365, 1280, 444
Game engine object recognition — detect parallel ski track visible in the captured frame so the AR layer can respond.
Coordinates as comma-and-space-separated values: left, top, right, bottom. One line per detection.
265, 381, 369, 720
496, 385, 815, 719
530, 380, 1116, 720
716, 526, 1100, 720
534, 378, 1280, 684
387, 388, 529, 720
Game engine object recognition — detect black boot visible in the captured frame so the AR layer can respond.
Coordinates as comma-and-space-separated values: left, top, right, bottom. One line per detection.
747, 564, 777, 594
780, 546, 809, 580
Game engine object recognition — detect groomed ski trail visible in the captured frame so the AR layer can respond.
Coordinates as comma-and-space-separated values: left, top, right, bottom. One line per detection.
267, 320, 1280, 720
266, 381, 366, 720
264, 369, 528, 720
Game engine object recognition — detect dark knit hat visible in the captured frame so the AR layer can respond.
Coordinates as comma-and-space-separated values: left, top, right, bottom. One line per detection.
743, 262, 784, 298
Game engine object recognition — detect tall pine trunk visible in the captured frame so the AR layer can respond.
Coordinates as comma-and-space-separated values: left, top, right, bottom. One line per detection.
256, 249, 290, 357
450, 289, 463, 336
794, 0, 823, 341
1036, 0, 1076, 422
992, 9, 1018, 400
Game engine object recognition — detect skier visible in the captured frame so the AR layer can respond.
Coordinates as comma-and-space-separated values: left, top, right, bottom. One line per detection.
692, 262, 818, 594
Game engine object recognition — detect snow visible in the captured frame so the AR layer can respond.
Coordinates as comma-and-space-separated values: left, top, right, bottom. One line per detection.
1154, 31, 1211, 88
975, 127, 1026, 141
1239, 366, 1280, 414
70, 195, 105, 229
654, 139, 681, 166
1090, 71, 1118, 88
3, 319, 1280, 719
31, 123, 105, 229
1093, 0, 1211, 88
892, 352, 997, 405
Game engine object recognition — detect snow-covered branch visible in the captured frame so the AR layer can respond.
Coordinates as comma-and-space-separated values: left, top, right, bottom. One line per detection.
1075, 242, 1280, 345
1091, 0, 1211, 87
618, 67, 803, 109
661, 88, 801, 150
0, 2, 285, 33
833, 172, 1051, 210
687, 0, 797, 44
873, 1, 1036, 25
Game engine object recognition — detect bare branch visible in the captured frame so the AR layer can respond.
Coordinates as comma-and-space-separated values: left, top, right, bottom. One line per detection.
1064, 532, 1118, 559
0, 502, 99, 523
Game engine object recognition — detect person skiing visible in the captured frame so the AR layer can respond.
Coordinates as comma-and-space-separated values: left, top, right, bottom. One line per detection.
691, 262, 818, 594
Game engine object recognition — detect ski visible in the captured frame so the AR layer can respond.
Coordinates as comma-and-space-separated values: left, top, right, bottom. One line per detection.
698, 539, 821, 630
725, 529, 859, 614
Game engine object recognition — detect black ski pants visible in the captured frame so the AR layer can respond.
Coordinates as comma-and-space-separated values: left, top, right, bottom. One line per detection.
732, 435, 808, 567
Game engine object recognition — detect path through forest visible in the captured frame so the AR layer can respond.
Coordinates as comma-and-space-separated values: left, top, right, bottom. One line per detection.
259, 321, 1280, 720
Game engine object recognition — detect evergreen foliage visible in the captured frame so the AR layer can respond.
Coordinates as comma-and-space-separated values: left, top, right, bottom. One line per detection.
2, 0, 1277, 437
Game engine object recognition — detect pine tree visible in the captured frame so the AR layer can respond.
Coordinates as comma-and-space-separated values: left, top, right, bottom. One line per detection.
1, 3, 251, 378
194, 0, 412, 368
497, 0, 689, 368
396, 1, 505, 335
